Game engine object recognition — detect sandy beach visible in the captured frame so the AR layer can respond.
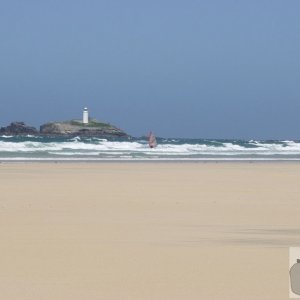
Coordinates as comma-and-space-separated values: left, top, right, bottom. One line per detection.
0, 162, 299, 299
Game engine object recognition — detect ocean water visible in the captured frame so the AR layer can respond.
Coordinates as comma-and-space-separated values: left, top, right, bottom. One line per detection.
1, 135, 300, 161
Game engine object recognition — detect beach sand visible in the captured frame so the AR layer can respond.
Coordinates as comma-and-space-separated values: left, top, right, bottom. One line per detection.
0, 163, 299, 299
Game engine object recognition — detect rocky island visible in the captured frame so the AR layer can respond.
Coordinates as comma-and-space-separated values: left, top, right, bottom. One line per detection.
0, 122, 38, 135
0, 108, 129, 137
40, 119, 128, 137
0, 120, 128, 137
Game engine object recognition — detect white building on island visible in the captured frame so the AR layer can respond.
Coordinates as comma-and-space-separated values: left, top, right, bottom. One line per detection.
83, 107, 89, 124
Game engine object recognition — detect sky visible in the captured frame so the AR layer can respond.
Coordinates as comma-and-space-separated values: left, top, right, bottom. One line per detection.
0, 0, 300, 139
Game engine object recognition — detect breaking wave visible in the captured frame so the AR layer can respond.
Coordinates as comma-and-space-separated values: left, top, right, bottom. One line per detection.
0, 136, 300, 161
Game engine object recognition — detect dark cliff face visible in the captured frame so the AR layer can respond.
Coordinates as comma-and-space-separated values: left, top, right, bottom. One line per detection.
0, 122, 38, 135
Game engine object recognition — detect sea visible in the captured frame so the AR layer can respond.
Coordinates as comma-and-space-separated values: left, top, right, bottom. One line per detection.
1, 135, 300, 161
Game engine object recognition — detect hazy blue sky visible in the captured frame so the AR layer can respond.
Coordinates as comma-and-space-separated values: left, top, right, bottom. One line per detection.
0, 0, 299, 139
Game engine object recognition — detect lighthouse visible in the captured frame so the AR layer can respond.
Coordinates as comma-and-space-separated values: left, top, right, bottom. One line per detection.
83, 107, 89, 124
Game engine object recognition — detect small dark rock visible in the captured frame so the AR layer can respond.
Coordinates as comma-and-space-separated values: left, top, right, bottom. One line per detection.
0, 122, 38, 135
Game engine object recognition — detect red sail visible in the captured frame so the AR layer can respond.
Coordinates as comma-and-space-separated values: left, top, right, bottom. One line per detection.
148, 132, 157, 148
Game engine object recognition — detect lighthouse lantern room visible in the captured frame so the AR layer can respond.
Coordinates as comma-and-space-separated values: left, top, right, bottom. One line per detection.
83, 107, 89, 124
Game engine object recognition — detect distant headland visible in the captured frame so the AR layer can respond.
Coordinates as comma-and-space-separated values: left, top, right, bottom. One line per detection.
0, 108, 129, 138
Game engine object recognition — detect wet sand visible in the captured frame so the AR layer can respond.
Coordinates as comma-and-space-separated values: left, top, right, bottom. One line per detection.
0, 163, 299, 299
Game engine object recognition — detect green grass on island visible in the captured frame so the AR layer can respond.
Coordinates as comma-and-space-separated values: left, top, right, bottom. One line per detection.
69, 119, 112, 128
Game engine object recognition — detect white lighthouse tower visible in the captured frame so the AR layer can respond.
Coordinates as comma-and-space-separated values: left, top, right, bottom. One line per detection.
83, 107, 89, 124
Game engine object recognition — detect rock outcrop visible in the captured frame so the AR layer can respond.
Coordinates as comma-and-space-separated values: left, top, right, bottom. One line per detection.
0, 122, 38, 135
40, 120, 129, 137
0, 120, 129, 137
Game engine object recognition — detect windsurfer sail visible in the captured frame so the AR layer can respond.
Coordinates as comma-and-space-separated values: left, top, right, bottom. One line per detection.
148, 131, 157, 148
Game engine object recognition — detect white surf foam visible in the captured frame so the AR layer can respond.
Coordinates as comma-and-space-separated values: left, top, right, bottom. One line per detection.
1, 139, 300, 159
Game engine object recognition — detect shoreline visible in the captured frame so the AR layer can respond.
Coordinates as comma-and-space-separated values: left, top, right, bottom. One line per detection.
2, 159, 300, 163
